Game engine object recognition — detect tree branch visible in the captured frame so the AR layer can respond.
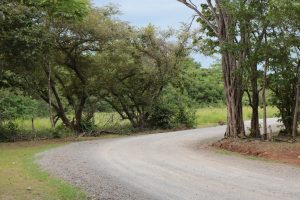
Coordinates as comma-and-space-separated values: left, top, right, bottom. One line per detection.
177, 0, 219, 36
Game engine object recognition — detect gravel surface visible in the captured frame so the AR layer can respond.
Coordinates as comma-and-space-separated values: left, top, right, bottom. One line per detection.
37, 118, 300, 200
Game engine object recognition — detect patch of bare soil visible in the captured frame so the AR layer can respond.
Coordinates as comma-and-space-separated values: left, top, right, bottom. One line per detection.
213, 138, 300, 167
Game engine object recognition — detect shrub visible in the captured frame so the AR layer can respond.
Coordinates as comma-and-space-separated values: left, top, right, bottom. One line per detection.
48, 125, 73, 139
0, 121, 20, 142
79, 118, 97, 133
149, 86, 196, 129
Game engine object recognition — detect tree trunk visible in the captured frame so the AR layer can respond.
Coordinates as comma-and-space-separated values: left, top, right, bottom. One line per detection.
31, 117, 35, 132
223, 54, 245, 138
73, 96, 87, 134
32, 117, 36, 140
250, 64, 260, 138
251, 100, 260, 137
292, 62, 300, 139
48, 62, 55, 128
262, 59, 268, 140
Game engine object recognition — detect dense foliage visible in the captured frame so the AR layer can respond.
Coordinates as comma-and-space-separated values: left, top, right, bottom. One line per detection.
180, 61, 224, 106
0, 0, 225, 140
0, 89, 47, 121
179, 0, 300, 138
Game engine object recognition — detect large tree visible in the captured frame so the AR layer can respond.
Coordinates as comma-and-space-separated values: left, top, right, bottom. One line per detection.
241, 1, 269, 138
178, 0, 252, 137
0, 1, 124, 133
96, 26, 189, 129
267, 0, 300, 138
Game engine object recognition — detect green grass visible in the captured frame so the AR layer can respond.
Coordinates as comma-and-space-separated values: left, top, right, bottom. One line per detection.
0, 141, 86, 200
15, 106, 279, 131
93, 112, 133, 133
215, 148, 268, 161
195, 106, 278, 127
15, 112, 132, 133
15, 118, 53, 132
214, 148, 282, 164
0, 106, 279, 200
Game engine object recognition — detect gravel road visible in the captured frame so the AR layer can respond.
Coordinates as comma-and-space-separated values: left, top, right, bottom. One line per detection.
37, 118, 300, 200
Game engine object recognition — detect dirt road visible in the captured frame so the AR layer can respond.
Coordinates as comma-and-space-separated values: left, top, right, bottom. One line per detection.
38, 118, 300, 200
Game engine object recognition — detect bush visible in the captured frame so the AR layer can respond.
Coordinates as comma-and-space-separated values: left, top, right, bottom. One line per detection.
149, 86, 196, 129
0, 122, 74, 142
0, 89, 48, 122
48, 124, 75, 139
0, 121, 20, 142
79, 118, 97, 133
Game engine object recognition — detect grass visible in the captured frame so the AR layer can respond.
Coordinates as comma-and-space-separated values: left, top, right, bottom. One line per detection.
15, 118, 53, 132
0, 106, 279, 200
15, 112, 132, 133
214, 148, 275, 162
14, 106, 279, 131
0, 141, 87, 200
0, 106, 281, 200
195, 106, 278, 127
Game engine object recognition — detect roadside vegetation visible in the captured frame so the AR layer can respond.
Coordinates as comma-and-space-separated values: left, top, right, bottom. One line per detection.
1, 104, 278, 142
0, 0, 300, 198
1, 0, 297, 142
0, 0, 297, 143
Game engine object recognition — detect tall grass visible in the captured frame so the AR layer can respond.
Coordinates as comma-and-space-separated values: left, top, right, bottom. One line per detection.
93, 112, 133, 133
195, 106, 278, 127
15, 117, 53, 131
15, 106, 278, 131
15, 113, 132, 133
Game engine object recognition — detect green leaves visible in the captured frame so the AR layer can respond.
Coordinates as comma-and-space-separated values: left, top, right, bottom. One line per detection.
0, 89, 47, 121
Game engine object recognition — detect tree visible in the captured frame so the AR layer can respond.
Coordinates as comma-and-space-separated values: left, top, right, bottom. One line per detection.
178, 60, 225, 106
0, 89, 47, 122
96, 26, 189, 129
267, 0, 300, 138
292, 61, 300, 139
241, 1, 269, 138
178, 0, 256, 137
0, 1, 123, 133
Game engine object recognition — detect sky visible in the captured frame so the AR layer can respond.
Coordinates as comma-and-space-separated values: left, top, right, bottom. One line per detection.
92, 0, 215, 67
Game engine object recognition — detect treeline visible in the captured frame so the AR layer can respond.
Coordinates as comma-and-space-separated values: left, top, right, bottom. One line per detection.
0, 0, 225, 141
179, 0, 300, 139
1, 0, 299, 142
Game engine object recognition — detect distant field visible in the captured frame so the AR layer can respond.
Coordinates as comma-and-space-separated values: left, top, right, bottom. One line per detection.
15, 106, 278, 131
195, 106, 278, 127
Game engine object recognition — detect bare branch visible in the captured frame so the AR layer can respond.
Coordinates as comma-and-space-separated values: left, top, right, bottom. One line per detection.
177, 0, 219, 36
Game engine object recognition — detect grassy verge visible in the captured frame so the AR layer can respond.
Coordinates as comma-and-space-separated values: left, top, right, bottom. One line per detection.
214, 148, 271, 162
0, 140, 87, 200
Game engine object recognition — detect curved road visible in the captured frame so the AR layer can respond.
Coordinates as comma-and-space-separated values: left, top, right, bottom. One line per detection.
38, 119, 300, 200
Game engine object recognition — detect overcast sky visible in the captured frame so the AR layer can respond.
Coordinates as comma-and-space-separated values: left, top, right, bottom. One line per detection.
92, 0, 214, 67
